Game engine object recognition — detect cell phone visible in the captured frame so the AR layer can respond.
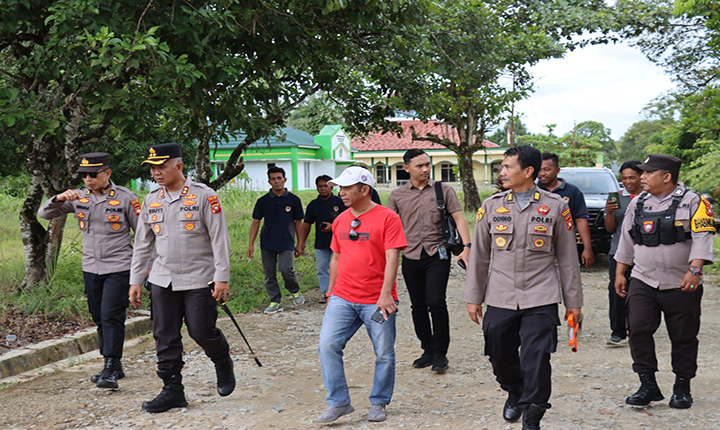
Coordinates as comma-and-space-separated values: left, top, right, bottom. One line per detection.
458, 259, 467, 270
607, 191, 619, 204
437, 245, 449, 261
370, 307, 385, 324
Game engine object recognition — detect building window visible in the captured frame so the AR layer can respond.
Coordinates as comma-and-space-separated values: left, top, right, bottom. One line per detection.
441, 163, 457, 182
395, 165, 410, 186
376, 164, 391, 184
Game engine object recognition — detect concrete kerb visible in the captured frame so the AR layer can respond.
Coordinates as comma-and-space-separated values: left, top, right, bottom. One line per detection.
0, 311, 152, 382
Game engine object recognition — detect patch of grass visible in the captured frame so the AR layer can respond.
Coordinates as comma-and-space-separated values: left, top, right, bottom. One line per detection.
0, 380, 19, 391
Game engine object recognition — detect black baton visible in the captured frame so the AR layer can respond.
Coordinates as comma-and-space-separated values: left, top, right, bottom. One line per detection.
209, 282, 263, 367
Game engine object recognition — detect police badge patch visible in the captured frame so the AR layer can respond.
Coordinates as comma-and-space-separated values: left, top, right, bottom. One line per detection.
643, 221, 654, 233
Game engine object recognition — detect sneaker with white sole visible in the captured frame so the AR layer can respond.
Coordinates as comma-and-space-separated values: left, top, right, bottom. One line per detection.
367, 404, 387, 422
264, 302, 283, 314
315, 404, 355, 423
606, 335, 627, 346
291, 292, 305, 305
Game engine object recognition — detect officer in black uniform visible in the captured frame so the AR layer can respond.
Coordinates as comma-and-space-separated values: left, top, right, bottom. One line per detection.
129, 143, 235, 413
614, 154, 715, 409
38, 153, 141, 389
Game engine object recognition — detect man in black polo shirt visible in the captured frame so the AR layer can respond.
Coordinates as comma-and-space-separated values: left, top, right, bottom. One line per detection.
299, 175, 347, 303
247, 166, 305, 313
538, 152, 595, 267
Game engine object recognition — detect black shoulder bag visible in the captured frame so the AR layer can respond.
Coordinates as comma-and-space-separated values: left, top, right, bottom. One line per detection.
435, 181, 463, 256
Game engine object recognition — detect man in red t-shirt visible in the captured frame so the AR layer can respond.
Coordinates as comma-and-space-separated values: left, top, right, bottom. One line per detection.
315, 166, 407, 424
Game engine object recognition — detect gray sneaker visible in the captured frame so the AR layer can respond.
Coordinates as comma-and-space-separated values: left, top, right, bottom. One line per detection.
264, 302, 283, 314
367, 404, 387, 422
315, 404, 355, 423
291, 291, 305, 305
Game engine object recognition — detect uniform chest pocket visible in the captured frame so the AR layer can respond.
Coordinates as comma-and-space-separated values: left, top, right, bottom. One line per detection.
491, 222, 514, 251
146, 211, 165, 236
179, 210, 204, 234
105, 212, 126, 233
527, 223, 553, 252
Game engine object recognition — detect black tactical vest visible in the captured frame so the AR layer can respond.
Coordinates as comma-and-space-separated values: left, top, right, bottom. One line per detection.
630, 190, 690, 247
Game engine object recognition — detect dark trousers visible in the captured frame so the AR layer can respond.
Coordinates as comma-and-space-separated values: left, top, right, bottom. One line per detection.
261, 249, 300, 303
607, 257, 631, 339
401, 249, 451, 356
483, 304, 559, 409
627, 278, 702, 379
83, 271, 130, 359
151, 283, 230, 379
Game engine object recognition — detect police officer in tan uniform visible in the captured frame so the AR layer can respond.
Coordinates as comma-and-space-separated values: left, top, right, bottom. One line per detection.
465, 146, 582, 430
129, 143, 235, 413
38, 153, 141, 389
614, 154, 715, 409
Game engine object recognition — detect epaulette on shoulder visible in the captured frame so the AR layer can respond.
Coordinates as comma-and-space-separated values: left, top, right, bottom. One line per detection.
486, 191, 507, 201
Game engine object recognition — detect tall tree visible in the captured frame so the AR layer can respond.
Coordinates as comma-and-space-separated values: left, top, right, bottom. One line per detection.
0, 0, 422, 289
617, 119, 666, 162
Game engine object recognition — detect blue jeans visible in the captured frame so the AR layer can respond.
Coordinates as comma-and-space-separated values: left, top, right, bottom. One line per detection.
315, 248, 333, 294
318, 296, 397, 406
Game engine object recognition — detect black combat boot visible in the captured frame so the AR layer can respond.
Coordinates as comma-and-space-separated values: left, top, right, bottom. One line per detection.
626, 372, 664, 406
213, 355, 236, 397
142, 375, 188, 413
522, 404, 546, 430
95, 357, 125, 388
503, 382, 524, 422
669, 376, 693, 409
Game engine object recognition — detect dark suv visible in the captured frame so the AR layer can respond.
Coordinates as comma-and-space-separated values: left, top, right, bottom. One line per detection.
558, 167, 621, 255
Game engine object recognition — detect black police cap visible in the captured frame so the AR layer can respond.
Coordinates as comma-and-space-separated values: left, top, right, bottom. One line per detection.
77, 152, 110, 173
142, 143, 183, 165
637, 154, 681, 176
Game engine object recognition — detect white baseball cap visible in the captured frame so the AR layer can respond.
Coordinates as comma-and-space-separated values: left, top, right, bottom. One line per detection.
328, 166, 376, 187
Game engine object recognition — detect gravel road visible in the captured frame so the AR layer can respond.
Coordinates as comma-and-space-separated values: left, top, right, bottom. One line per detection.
2, 258, 720, 429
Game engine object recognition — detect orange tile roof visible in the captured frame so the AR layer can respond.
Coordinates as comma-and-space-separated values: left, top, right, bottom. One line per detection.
351, 119, 499, 152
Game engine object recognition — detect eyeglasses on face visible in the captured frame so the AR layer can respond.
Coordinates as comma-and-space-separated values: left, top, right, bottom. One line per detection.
349, 218, 361, 241
83, 168, 108, 179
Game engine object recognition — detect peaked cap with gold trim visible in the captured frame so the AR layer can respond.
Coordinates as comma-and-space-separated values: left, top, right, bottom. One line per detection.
77, 152, 110, 173
142, 143, 182, 165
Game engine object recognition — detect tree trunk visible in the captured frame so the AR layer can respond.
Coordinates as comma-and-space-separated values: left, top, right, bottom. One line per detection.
19, 177, 49, 289
457, 144, 482, 212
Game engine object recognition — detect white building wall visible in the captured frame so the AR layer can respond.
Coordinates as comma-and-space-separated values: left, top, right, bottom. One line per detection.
242, 160, 295, 191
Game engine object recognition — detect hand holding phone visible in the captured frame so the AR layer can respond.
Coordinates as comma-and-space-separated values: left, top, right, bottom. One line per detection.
458, 259, 467, 270
370, 307, 385, 324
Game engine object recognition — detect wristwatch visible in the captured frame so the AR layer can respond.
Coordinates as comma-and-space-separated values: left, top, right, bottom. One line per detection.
689, 266, 702, 276
463, 243, 472, 248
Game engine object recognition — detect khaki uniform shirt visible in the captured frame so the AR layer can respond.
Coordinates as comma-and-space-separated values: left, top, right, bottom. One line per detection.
387, 180, 462, 260
38, 183, 141, 275
464, 186, 583, 310
130, 177, 231, 290
614, 183, 715, 290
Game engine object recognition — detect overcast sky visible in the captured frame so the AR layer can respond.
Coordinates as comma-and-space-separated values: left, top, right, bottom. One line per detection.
514, 41, 675, 140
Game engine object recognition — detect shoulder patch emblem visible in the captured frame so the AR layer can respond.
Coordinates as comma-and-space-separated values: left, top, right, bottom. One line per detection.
507, 193, 514, 201
566, 220, 574, 231
181, 186, 189, 196
534, 225, 548, 233
149, 201, 163, 208
476, 208, 485, 222
495, 237, 507, 247
534, 192, 540, 200
643, 221, 654, 233
537, 205, 550, 215
130, 198, 141, 216
109, 190, 115, 197
561, 208, 571, 218
534, 238, 545, 248
691, 197, 716, 233
108, 200, 121, 206
208, 195, 222, 214
495, 224, 508, 232
496, 206, 510, 214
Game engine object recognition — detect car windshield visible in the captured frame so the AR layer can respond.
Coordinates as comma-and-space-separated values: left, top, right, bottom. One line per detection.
559, 171, 617, 195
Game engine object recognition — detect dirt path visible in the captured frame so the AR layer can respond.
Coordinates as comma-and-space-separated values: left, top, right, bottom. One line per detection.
2, 259, 720, 429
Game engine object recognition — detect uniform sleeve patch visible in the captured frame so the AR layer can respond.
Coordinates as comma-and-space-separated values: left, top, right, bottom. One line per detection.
476, 208, 485, 222
130, 199, 141, 216
208, 195, 222, 214
566, 220, 574, 231
691, 197, 716, 233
